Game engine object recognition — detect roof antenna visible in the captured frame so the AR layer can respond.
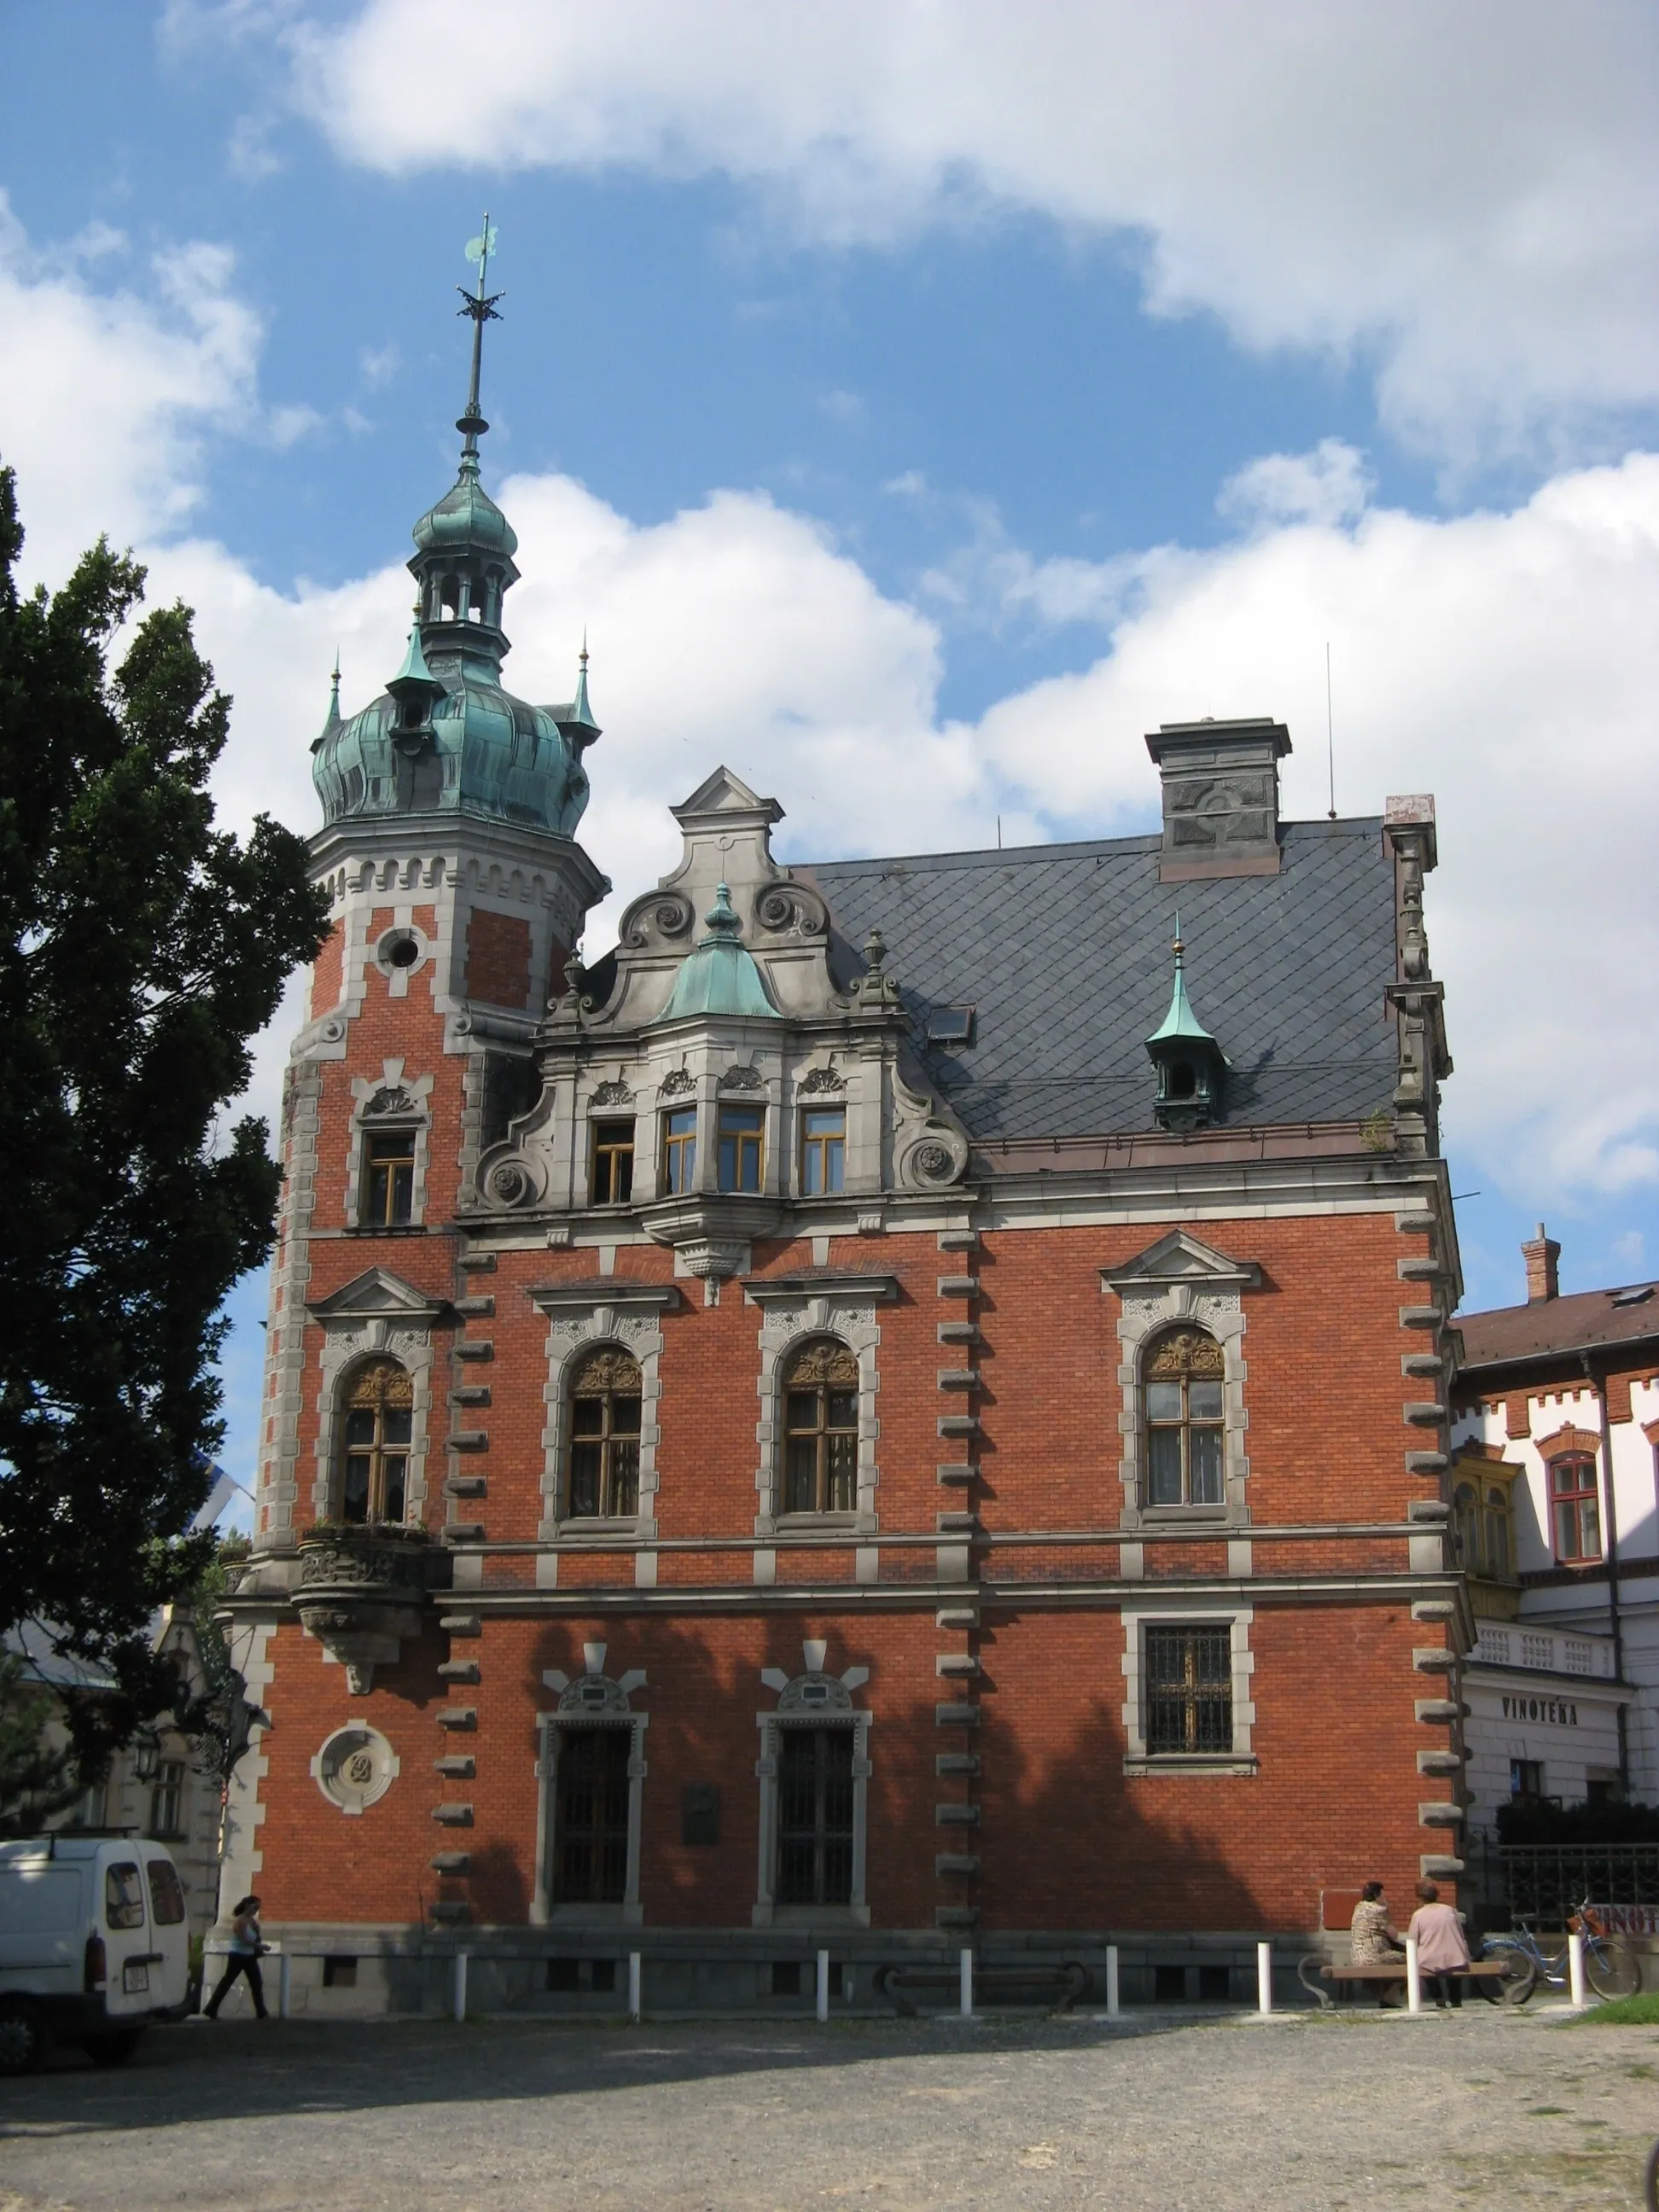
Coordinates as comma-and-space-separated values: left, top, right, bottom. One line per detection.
997, 814, 1003, 850
1325, 641, 1336, 821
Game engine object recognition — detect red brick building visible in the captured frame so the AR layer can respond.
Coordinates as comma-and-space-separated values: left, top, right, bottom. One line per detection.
219, 336, 1470, 2011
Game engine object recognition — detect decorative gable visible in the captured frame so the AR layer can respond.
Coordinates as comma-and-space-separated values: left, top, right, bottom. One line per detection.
1099, 1228, 1261, 1299
306, 1269, 451, 1326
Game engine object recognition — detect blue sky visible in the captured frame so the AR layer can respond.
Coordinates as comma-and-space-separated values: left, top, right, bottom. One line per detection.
3, 3, 1657, 1517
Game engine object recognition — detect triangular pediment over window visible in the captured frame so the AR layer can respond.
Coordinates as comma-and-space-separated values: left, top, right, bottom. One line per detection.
1099, 1228, 1260, 1297
306, 1268, 450, 1325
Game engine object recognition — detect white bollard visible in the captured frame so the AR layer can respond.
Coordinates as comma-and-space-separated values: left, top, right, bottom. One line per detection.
1105, 1947, 1120, 2017
1568, 1930, 1586, 2008
453, 1948, 469, 2023
628, 1951, 642, 2022
278, 1951, 292, 2021
1256, 1941, 1273, 2015
1405, 1937, 1422, 2015
817, 1950, 830, 2023
959, 1947, 974, 2018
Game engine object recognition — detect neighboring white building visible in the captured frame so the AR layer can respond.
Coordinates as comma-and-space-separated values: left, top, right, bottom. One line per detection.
8, 1610, 226, 1936
1452, 1226, 1659, 1825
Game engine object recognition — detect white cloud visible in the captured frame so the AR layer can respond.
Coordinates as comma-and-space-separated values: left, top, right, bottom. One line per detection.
0, 198, 263, 579
3, 215, 1653, 1208
284, 0, 1659, 461
971, 451, 1659, 1196
1218, 439, 1373, 533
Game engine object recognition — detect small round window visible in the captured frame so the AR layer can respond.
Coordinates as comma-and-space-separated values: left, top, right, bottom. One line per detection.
376, 928, 425, 973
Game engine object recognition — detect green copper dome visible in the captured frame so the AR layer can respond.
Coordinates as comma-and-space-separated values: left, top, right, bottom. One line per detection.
658, 884, 779, 1021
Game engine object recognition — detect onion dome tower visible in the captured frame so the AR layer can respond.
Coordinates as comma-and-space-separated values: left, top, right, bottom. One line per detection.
254, 220, 608, 1568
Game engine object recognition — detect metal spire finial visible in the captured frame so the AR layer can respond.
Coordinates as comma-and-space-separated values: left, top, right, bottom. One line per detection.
456, 213, 504, 465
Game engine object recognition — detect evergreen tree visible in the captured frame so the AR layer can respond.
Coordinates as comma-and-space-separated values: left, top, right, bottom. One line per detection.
0, 463, 328, 1779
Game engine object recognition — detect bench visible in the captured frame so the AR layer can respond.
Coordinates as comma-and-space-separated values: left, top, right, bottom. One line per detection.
873, 1963, 1089, 2017
1296, 1955, 1511, 2010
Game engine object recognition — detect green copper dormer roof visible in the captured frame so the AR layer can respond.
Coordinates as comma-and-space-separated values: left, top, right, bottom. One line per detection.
658, 883, 780, 1021
1144, 924, 1227, 1132
390, 621, 439, 690
412, 455, 519, 561
311, 658, 344, 756
1147, 925, 1217, 1046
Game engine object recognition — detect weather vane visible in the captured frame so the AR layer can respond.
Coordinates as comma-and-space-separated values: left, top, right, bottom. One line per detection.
456, 213, 504, 457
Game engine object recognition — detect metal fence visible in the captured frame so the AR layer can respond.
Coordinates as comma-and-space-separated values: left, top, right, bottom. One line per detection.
1494, 1843, 1659, 1925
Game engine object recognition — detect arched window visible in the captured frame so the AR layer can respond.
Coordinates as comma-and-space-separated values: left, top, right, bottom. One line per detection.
567, 1347, 643, 1519
1550, 1454, 1601, 1563
341, 1359, 413, 1524
1144, 1329, 1225, 1507
1453, 1481, 1480, 1569
783, 1338, 859, 1515
1484, 1486, 1513, 1579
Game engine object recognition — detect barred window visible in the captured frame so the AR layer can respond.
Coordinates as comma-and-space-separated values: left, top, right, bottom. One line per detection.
776, 1726, 854, 1906
556, 1727, 632, 1904
567, 1347, 643, 1518
783, 1338, 859, 1514
341, 1359, 413, 1523
1144, 1330, 1225, 1507
1144, 1625, 1233, 1755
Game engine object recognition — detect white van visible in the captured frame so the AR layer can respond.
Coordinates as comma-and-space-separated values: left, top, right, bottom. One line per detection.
0, 1836, 192, 2072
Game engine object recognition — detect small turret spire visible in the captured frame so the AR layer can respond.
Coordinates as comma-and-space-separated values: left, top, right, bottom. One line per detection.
571, 632, 596, 730
329, 651, 341, 721
456, 213, 504, 471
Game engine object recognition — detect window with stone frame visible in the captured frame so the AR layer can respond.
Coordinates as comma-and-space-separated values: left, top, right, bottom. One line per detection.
776, 1725, 855, 1906
340, 1359, 413, 1522
1144, 1624, 1233, 1754
717, 1103, 765, 1192
364, 1127, 416, 1226
662, 1106, 697, 1195
566, 1346, 643, 1518
591, 1119, 635, 1205
1550, 1453, 1602, 1563
782, 1338, 859, 1514
1143, 1329, 1225, 1507
148, 1761, 186, 1839
800, 1107, 845, 1195
555, 1726, 632, 1904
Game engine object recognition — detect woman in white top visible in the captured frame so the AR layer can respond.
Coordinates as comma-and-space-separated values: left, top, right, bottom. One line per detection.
203, 1895, 269, 2020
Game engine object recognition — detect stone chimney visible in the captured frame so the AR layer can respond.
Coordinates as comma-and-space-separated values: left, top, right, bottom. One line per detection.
1144, 717, 1291, 882
1522, 1222, 1560, 1303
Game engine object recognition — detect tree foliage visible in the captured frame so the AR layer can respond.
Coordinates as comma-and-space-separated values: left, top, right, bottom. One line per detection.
0, 463, 328, 1770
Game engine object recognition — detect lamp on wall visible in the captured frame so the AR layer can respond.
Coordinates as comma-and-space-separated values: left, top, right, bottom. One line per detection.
131, 1729, 160, 1784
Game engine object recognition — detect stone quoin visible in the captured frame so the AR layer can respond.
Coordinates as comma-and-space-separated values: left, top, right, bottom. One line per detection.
216, 250, 1471, 2012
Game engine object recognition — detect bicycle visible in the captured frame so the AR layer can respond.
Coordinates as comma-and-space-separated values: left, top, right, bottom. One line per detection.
1479, 1898, 1641, 2005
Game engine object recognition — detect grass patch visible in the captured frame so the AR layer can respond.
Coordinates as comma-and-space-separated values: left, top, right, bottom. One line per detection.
1571, 1991, 1659, 2026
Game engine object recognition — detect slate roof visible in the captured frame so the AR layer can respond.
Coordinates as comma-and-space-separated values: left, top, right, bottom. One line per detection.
1457, 1284, 1659, 1372
806, 818, 1400, 1144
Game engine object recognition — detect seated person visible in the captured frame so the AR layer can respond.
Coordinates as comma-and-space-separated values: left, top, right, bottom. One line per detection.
1406, 1879, 1472, 2009
1349, 1878, 1406, 2005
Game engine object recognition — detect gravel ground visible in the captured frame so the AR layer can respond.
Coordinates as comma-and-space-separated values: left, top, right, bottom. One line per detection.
1, 2002, 1656, 2210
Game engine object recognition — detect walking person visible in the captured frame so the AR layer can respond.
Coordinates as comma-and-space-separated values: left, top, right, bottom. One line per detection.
1349, 1878, 1406, 2006
1406, 1879, 1471, 2009
204, 1895, 269, 2020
